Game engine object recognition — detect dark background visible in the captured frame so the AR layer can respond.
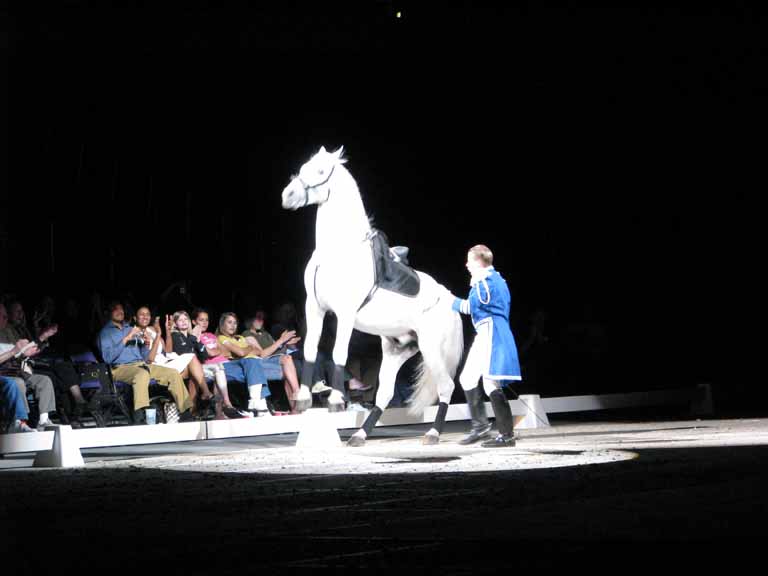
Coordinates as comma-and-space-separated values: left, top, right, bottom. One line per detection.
1, 2, 760, 411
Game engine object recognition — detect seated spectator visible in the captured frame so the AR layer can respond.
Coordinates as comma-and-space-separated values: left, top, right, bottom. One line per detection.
132, 306, 213, 419
134, 306, 196, 373
97, 301, 192, 424
346, 329, 380, 397
191, 309, 250, 419
2, 370, 36, 433
32, 295, 57, 341
311, 312, 364, 399
6, 299, 34, 341
6, 298, 93, 427
216, 312, 292, 416
242, 311, 304, 413
0, 301, 58, 429
165, 310, 228, 419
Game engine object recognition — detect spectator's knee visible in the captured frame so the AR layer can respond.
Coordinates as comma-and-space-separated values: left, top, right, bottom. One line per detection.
131, 372, 151, 388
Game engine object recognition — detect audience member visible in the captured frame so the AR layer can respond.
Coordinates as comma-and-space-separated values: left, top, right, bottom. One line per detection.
0, 302, 58, 429
98, 301, 192, 424
216, 312, 290, 416
4, 298, 94, 427
2, 372, 36, 433
310, 312, 363, 402
6, 299, 34, 341
191, 308, 250, 418
32, 295, 57, 340
164, 310, 225, 419
242, 311, 303, 413
346, 329, 379, 396
132, 306, 212, 418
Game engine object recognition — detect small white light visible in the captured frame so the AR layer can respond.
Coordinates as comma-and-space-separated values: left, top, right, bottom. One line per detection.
396, 11, 402, 18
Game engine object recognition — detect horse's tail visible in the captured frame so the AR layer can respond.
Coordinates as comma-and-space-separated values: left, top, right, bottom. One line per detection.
407, 291, 464, 415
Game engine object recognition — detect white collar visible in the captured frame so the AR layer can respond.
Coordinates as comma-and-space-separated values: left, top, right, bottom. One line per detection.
470, 266, 494, 287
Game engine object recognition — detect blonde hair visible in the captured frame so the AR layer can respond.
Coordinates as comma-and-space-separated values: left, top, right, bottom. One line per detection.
172, 310, 191, 333
469, 244, 493, 267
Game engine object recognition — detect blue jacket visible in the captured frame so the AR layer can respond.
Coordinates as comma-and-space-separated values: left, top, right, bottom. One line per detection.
452, 267, 521, 382
98, 322, 148, 366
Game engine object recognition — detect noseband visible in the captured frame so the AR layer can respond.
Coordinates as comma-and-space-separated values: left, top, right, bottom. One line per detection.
295, 163, 336, 207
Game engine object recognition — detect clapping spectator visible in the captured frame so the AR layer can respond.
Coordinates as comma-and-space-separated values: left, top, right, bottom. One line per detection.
242, 311, 305, 413
98, 301, 192, 424
0, 302, 58, 429
216, 312, 286, 416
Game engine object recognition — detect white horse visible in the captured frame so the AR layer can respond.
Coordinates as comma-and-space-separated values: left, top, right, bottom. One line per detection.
282, 146, 464, 446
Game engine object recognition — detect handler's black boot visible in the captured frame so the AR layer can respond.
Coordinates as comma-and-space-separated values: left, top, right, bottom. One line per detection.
459, 386, 492, 445
482, 389, 516, 447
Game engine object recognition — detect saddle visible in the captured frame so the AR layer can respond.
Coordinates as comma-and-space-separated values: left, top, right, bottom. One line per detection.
368, 229, 420, 298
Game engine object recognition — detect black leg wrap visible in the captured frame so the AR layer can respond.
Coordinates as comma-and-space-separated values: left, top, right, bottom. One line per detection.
490, 389, 514, 436
361, 406, 383, 436
433, 402, 449, 434
300, 360, 315, 388
331, 364, 347, 399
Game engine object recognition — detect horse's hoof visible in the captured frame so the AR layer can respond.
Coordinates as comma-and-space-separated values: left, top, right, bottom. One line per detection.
422, 432, 440, 446
294, 398, 312, 413
347, 435, 366, 447
327, 402, 346, 413
294, 386, 313, 413
327, 390, 346, 412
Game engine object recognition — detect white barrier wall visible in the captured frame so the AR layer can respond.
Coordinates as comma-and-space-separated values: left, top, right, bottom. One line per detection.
0, 384, 711, 467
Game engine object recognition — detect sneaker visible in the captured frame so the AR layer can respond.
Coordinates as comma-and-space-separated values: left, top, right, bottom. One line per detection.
222, 405, 246, 419
12, 420, 37, 433
481, 433, 516, 448
36, 419, 54, 431
164, 402, 180, 424
346, 402, 368, 413
133, 408, 147, 425
348, 378, 372, 392
178, 410, 196, 423
458, 423, 492, 445
311, 380, 333, 394
251, 398, 273, 417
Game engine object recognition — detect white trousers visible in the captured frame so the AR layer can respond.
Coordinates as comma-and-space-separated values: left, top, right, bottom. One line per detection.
459, 322, 502, 397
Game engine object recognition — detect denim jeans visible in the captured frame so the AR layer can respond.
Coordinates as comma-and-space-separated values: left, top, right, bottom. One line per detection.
223, 358, 270, 398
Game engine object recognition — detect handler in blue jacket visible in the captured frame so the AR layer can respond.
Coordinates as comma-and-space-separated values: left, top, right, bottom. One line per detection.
452, 244, 521, 447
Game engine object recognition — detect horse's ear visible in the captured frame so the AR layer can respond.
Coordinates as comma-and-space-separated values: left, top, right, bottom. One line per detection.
319, 145, 327, 155
333, 145, 346, 163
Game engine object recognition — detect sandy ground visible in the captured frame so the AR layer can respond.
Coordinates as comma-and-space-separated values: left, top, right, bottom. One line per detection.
3, 416, 768, 573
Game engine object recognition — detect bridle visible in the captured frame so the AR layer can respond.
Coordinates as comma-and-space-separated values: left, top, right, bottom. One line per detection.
294, 163, 336, 208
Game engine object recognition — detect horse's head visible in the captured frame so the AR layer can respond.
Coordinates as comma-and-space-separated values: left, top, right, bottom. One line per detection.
282, 145, 346, 211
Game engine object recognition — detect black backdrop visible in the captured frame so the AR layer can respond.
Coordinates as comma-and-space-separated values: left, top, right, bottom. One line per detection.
2, 2, 760, 410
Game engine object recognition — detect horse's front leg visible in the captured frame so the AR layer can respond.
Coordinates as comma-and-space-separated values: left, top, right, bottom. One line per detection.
326, 311, 356, 412
296, 294, 326, 411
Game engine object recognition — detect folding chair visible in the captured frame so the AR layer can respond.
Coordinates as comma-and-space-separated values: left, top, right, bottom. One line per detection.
71, 351, 132, 426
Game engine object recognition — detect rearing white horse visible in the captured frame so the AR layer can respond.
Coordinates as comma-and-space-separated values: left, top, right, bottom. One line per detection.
282, 146, 464, 446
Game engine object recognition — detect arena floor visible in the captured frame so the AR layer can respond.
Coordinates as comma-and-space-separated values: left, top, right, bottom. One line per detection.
3, 416, 767, 573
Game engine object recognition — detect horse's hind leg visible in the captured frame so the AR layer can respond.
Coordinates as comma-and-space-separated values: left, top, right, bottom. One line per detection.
348, 337, 418, 447
418, 336, 456, 446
